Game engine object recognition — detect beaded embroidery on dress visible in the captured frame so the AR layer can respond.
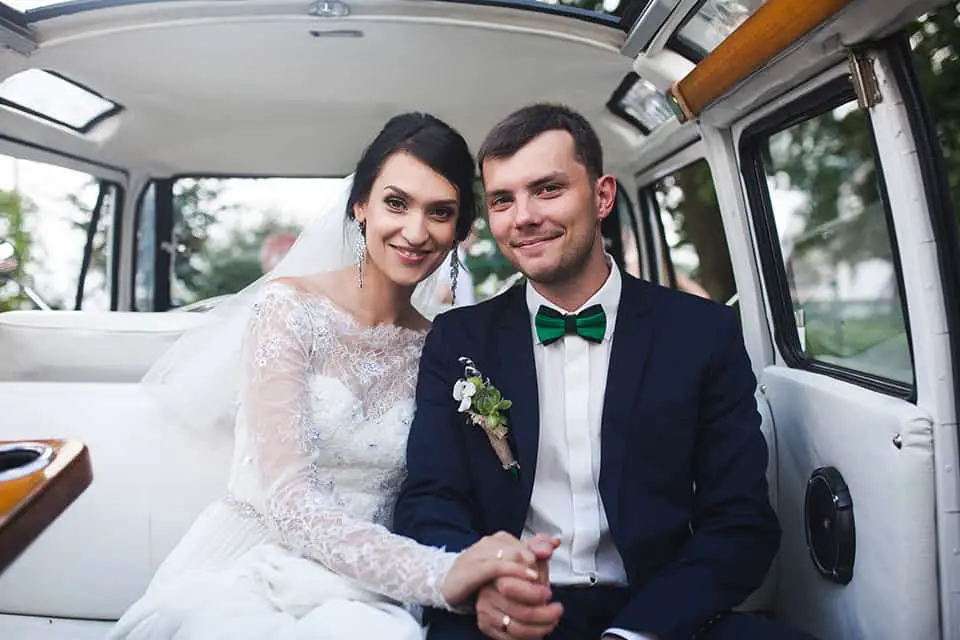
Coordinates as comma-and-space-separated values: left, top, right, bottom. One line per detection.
108, 282, 456, 640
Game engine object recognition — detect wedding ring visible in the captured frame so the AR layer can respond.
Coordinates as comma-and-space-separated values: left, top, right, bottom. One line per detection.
501, 614, 511, 632
495, 548, 504, 560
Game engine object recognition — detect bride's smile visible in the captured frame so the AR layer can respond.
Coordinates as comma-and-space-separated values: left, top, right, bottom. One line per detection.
391, 244, 433, 265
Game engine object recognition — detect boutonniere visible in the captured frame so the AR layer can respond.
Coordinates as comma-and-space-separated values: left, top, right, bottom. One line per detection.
453, 357, 519, 478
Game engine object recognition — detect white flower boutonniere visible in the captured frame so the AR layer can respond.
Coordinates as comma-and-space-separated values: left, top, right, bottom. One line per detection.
453, 357, 519, 477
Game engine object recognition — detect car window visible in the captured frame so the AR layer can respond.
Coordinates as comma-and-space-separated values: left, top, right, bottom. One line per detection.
0, 154, 115, 311
746, 91, 913, 386
644, 158, 737, 304
136, 177, 343, 309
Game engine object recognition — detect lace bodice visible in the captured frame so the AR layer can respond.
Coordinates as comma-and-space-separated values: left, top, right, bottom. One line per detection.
227, 282, 458, 608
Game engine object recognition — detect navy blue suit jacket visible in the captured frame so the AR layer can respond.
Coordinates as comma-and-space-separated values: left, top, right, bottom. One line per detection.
393, 274, 780, 638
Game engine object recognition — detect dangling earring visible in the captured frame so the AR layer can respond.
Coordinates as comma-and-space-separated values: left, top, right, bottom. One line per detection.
355, 220, 367, 288
449, 243, 460, 306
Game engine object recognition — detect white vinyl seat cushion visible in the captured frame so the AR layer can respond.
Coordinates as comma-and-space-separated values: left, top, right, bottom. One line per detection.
0, 382, 234, 620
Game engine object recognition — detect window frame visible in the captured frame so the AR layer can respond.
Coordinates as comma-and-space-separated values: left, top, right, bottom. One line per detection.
605, 180, 644, 278
667, 0, 712, 62
607, 72, 675, 135
635, 148, 733, 296
649, 185, 678, 288
0, 147, 126, 312
0, 135, 128, 310
666, 0, 765, 63
619, 183, 646, 279
15, 0, 646, 31
129, 180, 153, 311
634, 187, 660, 283
0, 69, 124, 134
74, 179, 126, 310
601, 182, 628, 273
884, 27, 960, 448
739, 74, 917, 399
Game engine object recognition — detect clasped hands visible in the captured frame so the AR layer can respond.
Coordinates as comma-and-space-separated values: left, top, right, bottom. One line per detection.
441, 531, 564, 640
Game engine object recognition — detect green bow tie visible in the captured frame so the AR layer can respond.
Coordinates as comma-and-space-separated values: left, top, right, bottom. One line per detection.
535, 304, 606, 346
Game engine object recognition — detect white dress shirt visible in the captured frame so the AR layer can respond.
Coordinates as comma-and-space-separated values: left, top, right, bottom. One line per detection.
520, 261, 654, 640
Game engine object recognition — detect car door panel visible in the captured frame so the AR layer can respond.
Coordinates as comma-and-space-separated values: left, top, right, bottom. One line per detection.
764, 366, 938, 640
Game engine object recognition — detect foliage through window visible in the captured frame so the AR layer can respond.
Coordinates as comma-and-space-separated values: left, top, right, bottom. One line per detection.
907, 4, 960, 250
756, 97, 913, 385
466, 179, 521, 301
0, 154, 114, 311
652, 159, 737, 304
161, 178, 345, 309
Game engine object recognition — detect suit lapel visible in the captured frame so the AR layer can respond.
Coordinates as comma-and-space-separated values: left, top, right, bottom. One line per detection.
599, 276, 654, 536
493, 287, 540, 527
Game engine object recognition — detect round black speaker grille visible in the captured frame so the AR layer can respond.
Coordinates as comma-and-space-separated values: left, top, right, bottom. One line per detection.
804, 466, 855, 584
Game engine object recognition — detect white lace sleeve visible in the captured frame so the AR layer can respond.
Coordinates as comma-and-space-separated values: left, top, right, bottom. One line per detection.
239, 283, 460, 609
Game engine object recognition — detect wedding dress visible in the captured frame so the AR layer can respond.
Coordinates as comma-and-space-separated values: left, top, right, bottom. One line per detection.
108, 282, 459, 640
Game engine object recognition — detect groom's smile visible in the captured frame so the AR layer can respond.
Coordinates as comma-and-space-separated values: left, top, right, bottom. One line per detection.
512, 232, 563, 252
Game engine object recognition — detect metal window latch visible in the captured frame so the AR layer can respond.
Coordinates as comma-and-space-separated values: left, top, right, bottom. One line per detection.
795, 308, 807, 353
848, 50, 882, 110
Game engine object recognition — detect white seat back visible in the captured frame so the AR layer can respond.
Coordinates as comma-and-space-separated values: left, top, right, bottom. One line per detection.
0, 311, 212, 383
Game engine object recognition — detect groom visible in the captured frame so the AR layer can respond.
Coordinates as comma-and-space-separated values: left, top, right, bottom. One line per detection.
394, 104, 815, 640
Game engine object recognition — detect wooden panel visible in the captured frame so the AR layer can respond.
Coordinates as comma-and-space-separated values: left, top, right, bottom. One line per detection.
0, 439, 92, 574
668, 0, 855, 121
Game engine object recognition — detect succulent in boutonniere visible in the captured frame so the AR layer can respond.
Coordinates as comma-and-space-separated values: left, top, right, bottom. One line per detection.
453, 357, 519, 478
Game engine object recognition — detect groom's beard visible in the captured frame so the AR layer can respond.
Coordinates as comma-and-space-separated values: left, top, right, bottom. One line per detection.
522, 217, 601, 287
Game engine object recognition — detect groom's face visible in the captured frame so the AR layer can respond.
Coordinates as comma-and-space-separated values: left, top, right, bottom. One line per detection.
483, 130, 611, 285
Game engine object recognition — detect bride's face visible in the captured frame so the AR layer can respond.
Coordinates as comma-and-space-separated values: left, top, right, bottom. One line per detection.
354, 152, 461, 288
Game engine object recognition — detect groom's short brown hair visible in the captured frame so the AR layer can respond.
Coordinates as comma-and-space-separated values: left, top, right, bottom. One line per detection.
477, 103, 604, 180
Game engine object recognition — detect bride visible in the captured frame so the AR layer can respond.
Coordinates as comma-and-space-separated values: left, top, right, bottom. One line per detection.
108, 113, 554, 640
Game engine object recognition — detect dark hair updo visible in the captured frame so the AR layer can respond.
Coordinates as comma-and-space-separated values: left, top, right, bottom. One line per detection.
347, 113, 478, 241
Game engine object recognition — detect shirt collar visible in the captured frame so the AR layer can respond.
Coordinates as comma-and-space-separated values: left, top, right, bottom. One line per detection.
525, 254, 622, 344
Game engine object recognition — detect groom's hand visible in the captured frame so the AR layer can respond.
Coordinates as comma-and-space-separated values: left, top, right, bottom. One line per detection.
475, 575, 563, 640
475, 535, 562, 640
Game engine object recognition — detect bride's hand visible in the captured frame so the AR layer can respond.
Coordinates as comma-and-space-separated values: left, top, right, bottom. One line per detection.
440, 531, 558, 607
